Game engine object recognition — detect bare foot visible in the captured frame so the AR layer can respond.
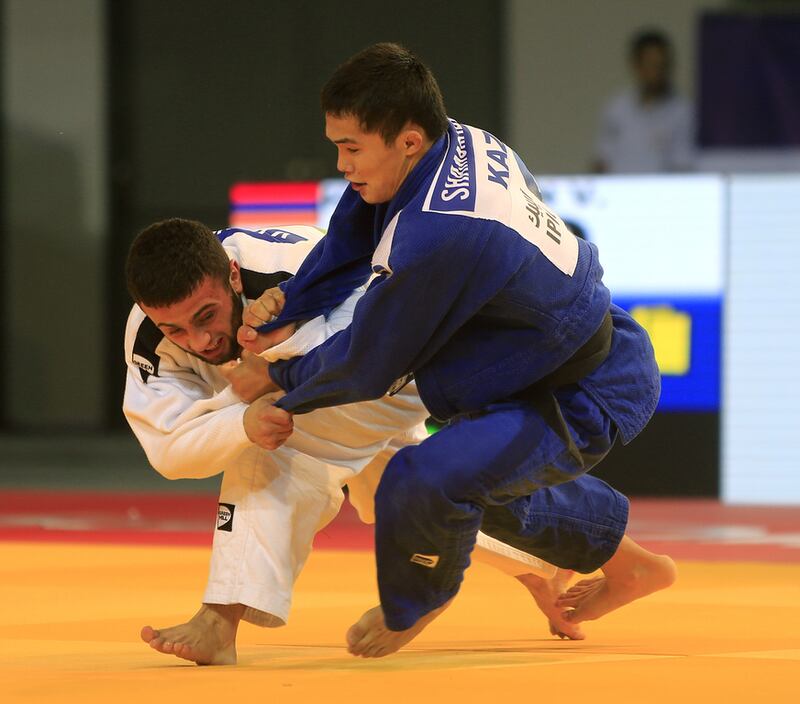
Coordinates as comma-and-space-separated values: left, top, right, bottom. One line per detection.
346, 599, 453, 658
140, 603, 244, 665
556, 536, 677, 624
516, 568, 585, 640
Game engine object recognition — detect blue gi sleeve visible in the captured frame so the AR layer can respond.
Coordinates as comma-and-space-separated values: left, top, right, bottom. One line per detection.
270, 217, 511, 414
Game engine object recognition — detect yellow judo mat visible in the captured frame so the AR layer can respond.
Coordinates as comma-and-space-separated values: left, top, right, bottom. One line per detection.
2, 541, 799, 703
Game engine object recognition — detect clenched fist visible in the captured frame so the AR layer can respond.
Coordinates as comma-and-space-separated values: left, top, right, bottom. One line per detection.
243, 396, 293, 450
237, 321, 296, 355
245, 286, 286, 326
219, 349, 278, 402
238, 286, 296, 354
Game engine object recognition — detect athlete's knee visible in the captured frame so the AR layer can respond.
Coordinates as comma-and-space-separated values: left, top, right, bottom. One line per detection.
375, 448, 480, 516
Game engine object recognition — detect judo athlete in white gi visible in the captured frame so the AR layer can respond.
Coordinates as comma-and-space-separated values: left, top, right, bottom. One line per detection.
228, 43, 677, 658
123, 218, 599, 665
124, 220, 431, 663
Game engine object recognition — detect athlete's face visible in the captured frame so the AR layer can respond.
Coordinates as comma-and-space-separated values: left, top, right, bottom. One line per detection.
325, 113, 429, 204
140, 262, 244, 365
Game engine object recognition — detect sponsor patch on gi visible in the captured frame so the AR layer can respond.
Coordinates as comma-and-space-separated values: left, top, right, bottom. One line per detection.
131, 353, 155, 375
425, 120, 476, 214
217, 503, 235, 532
410, 553, 439, 568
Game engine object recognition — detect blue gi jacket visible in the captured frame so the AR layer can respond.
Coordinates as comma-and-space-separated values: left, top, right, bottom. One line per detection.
267, 120, 659, 443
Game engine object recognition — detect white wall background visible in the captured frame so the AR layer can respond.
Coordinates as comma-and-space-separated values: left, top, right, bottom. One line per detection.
723, 175, 800, 505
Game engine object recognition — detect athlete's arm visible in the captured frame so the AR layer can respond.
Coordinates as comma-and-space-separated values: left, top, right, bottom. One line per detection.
123, 307, 258, 479
270, 219, 497, 414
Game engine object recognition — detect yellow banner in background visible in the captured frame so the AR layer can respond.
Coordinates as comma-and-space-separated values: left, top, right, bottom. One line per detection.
630, 305, 692, 376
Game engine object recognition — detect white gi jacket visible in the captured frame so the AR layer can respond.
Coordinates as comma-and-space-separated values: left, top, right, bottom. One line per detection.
123, 226, 429, 625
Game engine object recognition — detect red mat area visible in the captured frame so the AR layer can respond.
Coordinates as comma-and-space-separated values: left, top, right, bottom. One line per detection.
0, 489, 372, 549
627, 498, 800, 563
1, 490, 799, 562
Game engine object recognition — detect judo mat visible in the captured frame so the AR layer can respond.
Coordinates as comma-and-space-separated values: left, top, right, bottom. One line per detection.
2, 492, 799, 703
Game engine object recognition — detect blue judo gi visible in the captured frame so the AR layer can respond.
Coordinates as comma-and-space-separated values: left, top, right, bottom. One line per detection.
262, 120, 660, 630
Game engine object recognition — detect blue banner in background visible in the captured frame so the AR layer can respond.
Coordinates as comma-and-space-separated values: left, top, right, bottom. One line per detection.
614, 295, 721, 413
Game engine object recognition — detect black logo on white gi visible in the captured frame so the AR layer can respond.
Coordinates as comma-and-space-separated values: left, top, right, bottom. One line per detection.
217, 503, 235, 532
131, 353, 155, 375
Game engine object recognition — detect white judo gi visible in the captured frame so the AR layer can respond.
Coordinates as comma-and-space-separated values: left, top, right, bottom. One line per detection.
123, 226, 430, 626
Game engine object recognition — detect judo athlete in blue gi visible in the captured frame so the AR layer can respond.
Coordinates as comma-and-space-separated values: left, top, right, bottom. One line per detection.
228, 43, 677, 658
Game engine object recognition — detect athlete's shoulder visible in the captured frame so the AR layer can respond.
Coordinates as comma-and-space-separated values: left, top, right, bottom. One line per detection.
216, 225, 323, 295
125, 305, 166, 383
216, 225, 324, 249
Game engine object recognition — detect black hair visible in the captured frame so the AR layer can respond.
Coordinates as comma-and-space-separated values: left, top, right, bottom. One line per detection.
321, 42, 448, 144
125, 218, 230, 307
629, 29, 672, 62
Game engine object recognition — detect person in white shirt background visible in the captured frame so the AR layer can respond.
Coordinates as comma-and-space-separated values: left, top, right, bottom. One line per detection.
592, 29, 695, 174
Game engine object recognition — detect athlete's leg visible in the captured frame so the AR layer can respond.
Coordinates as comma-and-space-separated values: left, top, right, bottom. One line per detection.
349, 448, 623, 641
141, 446, 348, 664
348, 387, 620, 656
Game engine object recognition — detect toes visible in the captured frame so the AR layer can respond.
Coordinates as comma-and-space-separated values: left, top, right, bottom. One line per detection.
346, 626, 369, 655
557, 583, 602, 605
347, 629, 373, 656
560, 583, 597, 598
556, 589, 582, 602
561, 620, 586, 640
560, 581, 600, 597
574, 577, 603, 587
549, 616, 585, 641
555, 594, 580, 607
363, 644, 390, 659
346, 607, 385, 656
173, 643, 195, 662
557, 588, 603, 609
353, 631, 382, 657
346, 622, 366, 649
140, 626, 159, 643
148, 637, 166, 653
562, 608, 582, 624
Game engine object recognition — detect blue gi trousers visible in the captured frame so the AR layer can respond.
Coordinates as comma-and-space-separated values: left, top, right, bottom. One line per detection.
374, 384, 628, 631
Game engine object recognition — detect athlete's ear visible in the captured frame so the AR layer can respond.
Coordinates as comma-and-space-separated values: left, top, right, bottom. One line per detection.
229, 260, 243, 295
401, 127, 425, 156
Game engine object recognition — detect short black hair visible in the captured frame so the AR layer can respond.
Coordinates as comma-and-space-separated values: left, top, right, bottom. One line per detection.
629, 29, 672, 62
125, 218, 230, 307
321, 42, 448, 144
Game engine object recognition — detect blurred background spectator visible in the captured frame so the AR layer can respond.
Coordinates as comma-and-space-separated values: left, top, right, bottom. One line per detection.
591, 29, 695, 174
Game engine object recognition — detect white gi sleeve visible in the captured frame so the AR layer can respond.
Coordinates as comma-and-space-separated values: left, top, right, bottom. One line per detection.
263, 286, 366, 361
122, 307, 252, 480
